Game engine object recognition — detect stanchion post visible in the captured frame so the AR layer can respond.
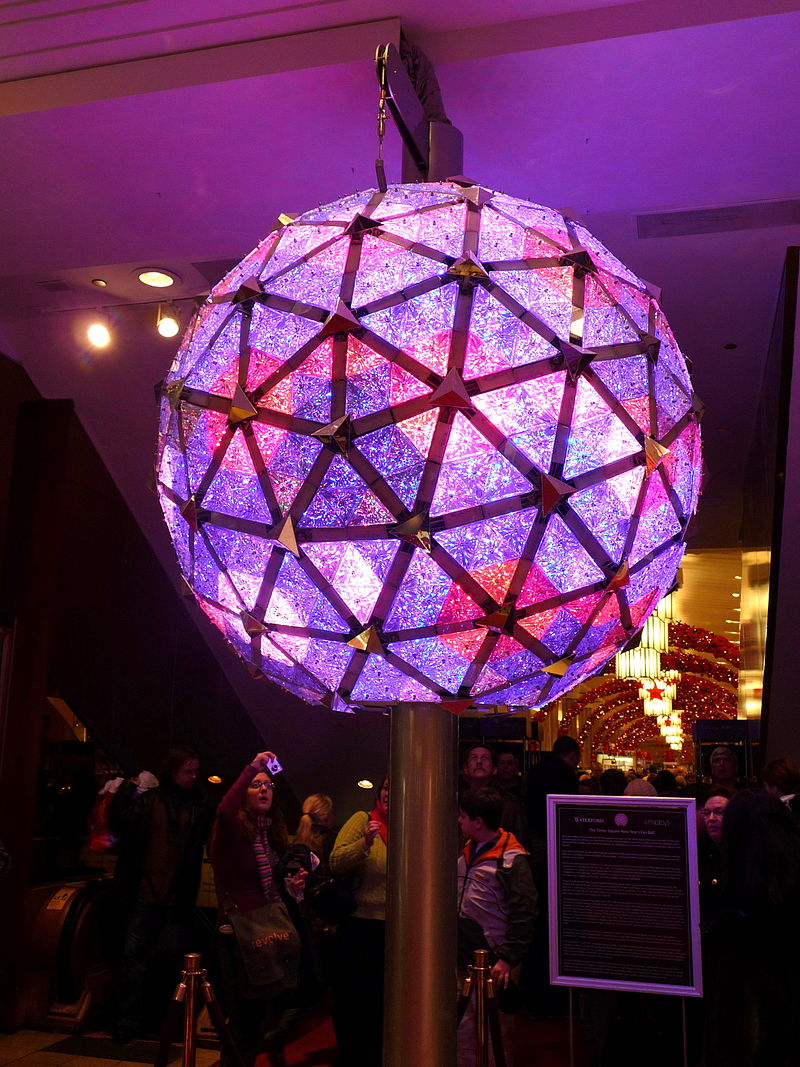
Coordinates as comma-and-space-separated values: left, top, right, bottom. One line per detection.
473, 950, 489, 1067
181, 953, 201, 1067
384, 702, 458, 1067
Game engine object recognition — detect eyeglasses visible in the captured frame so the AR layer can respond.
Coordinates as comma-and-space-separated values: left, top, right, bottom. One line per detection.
249, 781, 274, 791
699, 808, 723, 818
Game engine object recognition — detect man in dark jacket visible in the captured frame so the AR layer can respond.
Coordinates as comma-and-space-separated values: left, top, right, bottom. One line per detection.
523, 735, 580, 1018
110, 746, 213, 1043
461, 744, 529, 848
525, 735, 580, 846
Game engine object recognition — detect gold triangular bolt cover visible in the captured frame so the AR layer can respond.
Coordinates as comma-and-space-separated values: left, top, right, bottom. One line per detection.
210, 277, 262, 305
389, 512, 431, 552
320, 300, 361, 337
691, 393, 706, 418
644, 437, 670, 473
267, 514, 301, 557
449, 252, 489, 278
428, 368, 474, 411
240, 611, 266, 638
345, 214, 380, 236
347, 627, 385, 655
312, 414, 353, 455
560, 250, 595, 273
476, 606, 514, 632
461, 186, 494, 208
232, 277, 264, 304
607, 559, 630, 591
541, 473, 576, 517
543, 656, 574, 677
229, 384, 258, 424
245, 661, 265, 680
276, 212, 297, 227
621, 629, 643, 653
165, 378, 186, 411
639, 333, 661, 360
180, 497, 199, 531
561, 343, 594, 380
442, 699, 474, 715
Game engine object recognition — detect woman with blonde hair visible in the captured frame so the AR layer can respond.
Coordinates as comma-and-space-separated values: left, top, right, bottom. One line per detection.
294, 794, 335, 867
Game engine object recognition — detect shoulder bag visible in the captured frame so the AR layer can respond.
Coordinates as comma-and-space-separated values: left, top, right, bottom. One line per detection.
225, 897, 302, 995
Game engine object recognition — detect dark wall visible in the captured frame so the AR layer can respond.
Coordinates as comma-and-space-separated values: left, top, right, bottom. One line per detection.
760, 248, 800, 760
0, 351, 388, 814
1, 393, 264, 778
0, 356, 40, 582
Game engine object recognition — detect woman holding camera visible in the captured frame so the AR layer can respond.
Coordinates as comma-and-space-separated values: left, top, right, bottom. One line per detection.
209, 751, 307, 1067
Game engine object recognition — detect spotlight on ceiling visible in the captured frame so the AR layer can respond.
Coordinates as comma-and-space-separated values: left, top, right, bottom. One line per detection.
138, 268, 179, 288
87, 317, 111, 348
357, 779, 374, 790
207, 775, 222, 784
91, 278, 108, 288
157, 303, 180, 338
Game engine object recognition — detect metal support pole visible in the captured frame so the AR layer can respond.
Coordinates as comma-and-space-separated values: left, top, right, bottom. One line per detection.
384, 702, 458, 1067
681, 996, 689, 1067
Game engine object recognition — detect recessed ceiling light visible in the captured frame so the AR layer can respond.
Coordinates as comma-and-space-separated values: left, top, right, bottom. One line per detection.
732, 592, 740, 597
733, 574, 742, 579
207, 774, 222, 784
733, 607, 741, 613
91, 278, 108, 288
357, 779, 374, 790
724, 619, 738, 624
138, 268, 179, 288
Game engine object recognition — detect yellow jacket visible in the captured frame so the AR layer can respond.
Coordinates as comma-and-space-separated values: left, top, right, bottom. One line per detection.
330, 810, 386, 921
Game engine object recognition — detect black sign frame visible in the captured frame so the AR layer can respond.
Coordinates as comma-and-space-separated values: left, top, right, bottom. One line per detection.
547, 795, 702, 997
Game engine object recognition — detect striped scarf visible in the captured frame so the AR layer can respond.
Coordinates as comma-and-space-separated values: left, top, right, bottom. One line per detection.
252, 815, 275, 902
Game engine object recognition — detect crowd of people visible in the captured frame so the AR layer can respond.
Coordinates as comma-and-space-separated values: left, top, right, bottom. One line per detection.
94, 740, 800, 1067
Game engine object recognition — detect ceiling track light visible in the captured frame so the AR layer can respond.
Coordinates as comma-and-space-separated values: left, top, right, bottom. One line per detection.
157, 303, 181, 338
87, 312, 111, 348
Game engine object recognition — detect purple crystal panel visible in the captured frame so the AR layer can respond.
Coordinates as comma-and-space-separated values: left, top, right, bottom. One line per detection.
465, 287, 556, 375
563, 379, 641, 479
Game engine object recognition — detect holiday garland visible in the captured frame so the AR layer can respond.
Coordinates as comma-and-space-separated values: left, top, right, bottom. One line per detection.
557, 621, 739, 757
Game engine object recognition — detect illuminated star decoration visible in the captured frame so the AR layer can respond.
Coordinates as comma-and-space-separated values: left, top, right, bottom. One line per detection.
156, 182, 702, 712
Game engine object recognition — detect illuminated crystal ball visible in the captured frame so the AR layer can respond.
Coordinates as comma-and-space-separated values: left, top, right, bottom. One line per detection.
156, 181, 701, 711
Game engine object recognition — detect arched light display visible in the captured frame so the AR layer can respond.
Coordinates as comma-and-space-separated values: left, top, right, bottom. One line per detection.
156, 181, 701, 711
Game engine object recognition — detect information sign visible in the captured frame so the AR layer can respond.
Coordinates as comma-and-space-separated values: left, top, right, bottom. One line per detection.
547, 795, 702, 996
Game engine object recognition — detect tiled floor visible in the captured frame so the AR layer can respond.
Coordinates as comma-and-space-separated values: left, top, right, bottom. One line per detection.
0, 1012, 591, 1066
0, 1031, 220, 1067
